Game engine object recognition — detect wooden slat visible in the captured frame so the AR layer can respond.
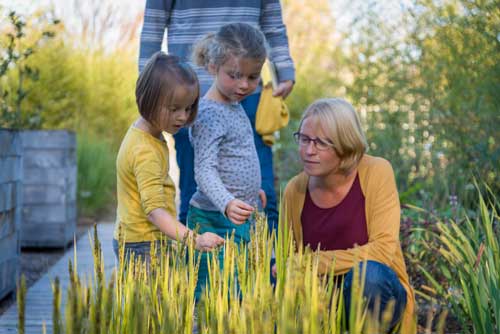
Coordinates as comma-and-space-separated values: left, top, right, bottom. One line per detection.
20, 131, 77, 248
0, 130, 22, 302
0, 223, 116, 334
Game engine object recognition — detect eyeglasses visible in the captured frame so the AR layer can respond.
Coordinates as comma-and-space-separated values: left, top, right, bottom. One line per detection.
293, 132, 334, 151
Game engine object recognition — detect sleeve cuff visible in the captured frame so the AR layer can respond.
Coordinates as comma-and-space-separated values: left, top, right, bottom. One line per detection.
218, 194, 235, 217
277, 67, 295, 83
143, 203, 167, 216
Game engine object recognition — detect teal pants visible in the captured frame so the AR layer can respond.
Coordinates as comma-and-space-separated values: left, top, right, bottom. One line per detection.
187, 205, 250, 300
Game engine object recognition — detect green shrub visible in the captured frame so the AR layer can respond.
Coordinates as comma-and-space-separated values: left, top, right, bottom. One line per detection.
0, 10, 61, 129
277, 1, 500, 210
77, 133, 116, 217
18, 43, 137, 148
1, 8, 138, 217
421, 186, 499, 333
72, 48, 137, 147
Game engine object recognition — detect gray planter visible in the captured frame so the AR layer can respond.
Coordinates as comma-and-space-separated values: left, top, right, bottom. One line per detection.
20, 130, 77, 248
0, 130, 22, 300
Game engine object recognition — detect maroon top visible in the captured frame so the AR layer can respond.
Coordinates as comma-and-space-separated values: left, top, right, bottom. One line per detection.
301, 174, 368, 251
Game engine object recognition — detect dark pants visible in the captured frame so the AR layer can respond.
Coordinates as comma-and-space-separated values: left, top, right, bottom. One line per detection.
174, 92, 278, 231
343, 260, 407, 331
112, 238, 164, 268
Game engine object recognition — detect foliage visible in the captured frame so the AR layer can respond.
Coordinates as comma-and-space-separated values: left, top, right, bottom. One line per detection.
77, 133, 116, 217
0, 7, 137, 143
71, 48, 137, 147
401, 188, 465, 285
0, 10, 60, 129
1, 7, 138, 218
275, 0, 345, 185
277, 0, 500, 209
331, 0, 500, 208
16, 276, 26, 334
17, 219, 422, 334
6, 0, 496, 216
420, 187, 500, 333
408, 0, 500, 204
4, 34, 137, 146
7, 30, 82, 131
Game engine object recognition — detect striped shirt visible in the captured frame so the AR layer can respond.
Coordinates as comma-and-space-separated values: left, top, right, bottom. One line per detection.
139, 0, 295, 94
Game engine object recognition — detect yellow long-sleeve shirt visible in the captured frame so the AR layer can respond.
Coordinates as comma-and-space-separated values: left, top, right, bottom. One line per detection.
282, 154, 416, 334
113, 126, 176, 242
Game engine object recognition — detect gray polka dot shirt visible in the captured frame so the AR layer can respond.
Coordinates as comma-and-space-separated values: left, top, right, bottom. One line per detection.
189, 98, 261, 214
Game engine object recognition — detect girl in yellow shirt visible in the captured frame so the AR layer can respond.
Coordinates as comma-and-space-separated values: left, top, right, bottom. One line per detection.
113, 52, 224, 264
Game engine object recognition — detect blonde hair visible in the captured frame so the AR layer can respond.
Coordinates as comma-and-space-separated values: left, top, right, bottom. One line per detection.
299, 98, 368, 174
136, 52, 199, 127
192, 23, 267, 69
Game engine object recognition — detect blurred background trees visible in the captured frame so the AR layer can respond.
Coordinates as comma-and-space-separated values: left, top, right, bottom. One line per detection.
0, 2, 141, 215
0, 0, 498, 215
1, 0, 498, 330
278, 0, 499, 211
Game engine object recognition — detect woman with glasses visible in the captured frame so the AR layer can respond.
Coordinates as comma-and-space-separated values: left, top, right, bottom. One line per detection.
277, 98, 415, 334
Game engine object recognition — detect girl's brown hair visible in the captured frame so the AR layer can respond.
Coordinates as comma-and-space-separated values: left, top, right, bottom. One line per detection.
136, 52, 199, 126
192, 23, 268, 69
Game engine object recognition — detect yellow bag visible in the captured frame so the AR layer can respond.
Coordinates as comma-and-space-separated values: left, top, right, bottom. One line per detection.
255, 61, 289, 146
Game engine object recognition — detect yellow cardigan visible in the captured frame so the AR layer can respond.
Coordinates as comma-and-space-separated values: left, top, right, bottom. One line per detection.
282, 154, 416, 334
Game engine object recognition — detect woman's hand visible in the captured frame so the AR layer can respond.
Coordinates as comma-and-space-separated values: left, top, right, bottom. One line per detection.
195, 232, 225, 251
225, 199, 254, 225
259, 189, 267, 209
271, 263, 277, 278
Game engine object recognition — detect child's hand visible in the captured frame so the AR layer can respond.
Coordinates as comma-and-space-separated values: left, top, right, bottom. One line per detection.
259, 189, 267, 209
195, 232, 225, 251
225, 199, 254, 225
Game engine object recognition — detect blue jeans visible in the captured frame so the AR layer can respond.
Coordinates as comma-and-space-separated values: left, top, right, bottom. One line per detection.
173, 127, 196, 224
343, 261, 407, 331
175, 92, 278, 231
241, 93, 278, 231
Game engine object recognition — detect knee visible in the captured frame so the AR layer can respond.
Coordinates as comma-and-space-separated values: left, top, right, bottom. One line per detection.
344, 261, 405, 301
363, 261, 396, 293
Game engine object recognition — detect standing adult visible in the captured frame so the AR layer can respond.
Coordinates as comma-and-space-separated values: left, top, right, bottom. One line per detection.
138, 0, 295, 229
279, 98, 416, 333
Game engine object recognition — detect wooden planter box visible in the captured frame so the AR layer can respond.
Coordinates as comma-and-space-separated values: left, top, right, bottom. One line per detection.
0, 130, 22, 300
20, 130, 77, 248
